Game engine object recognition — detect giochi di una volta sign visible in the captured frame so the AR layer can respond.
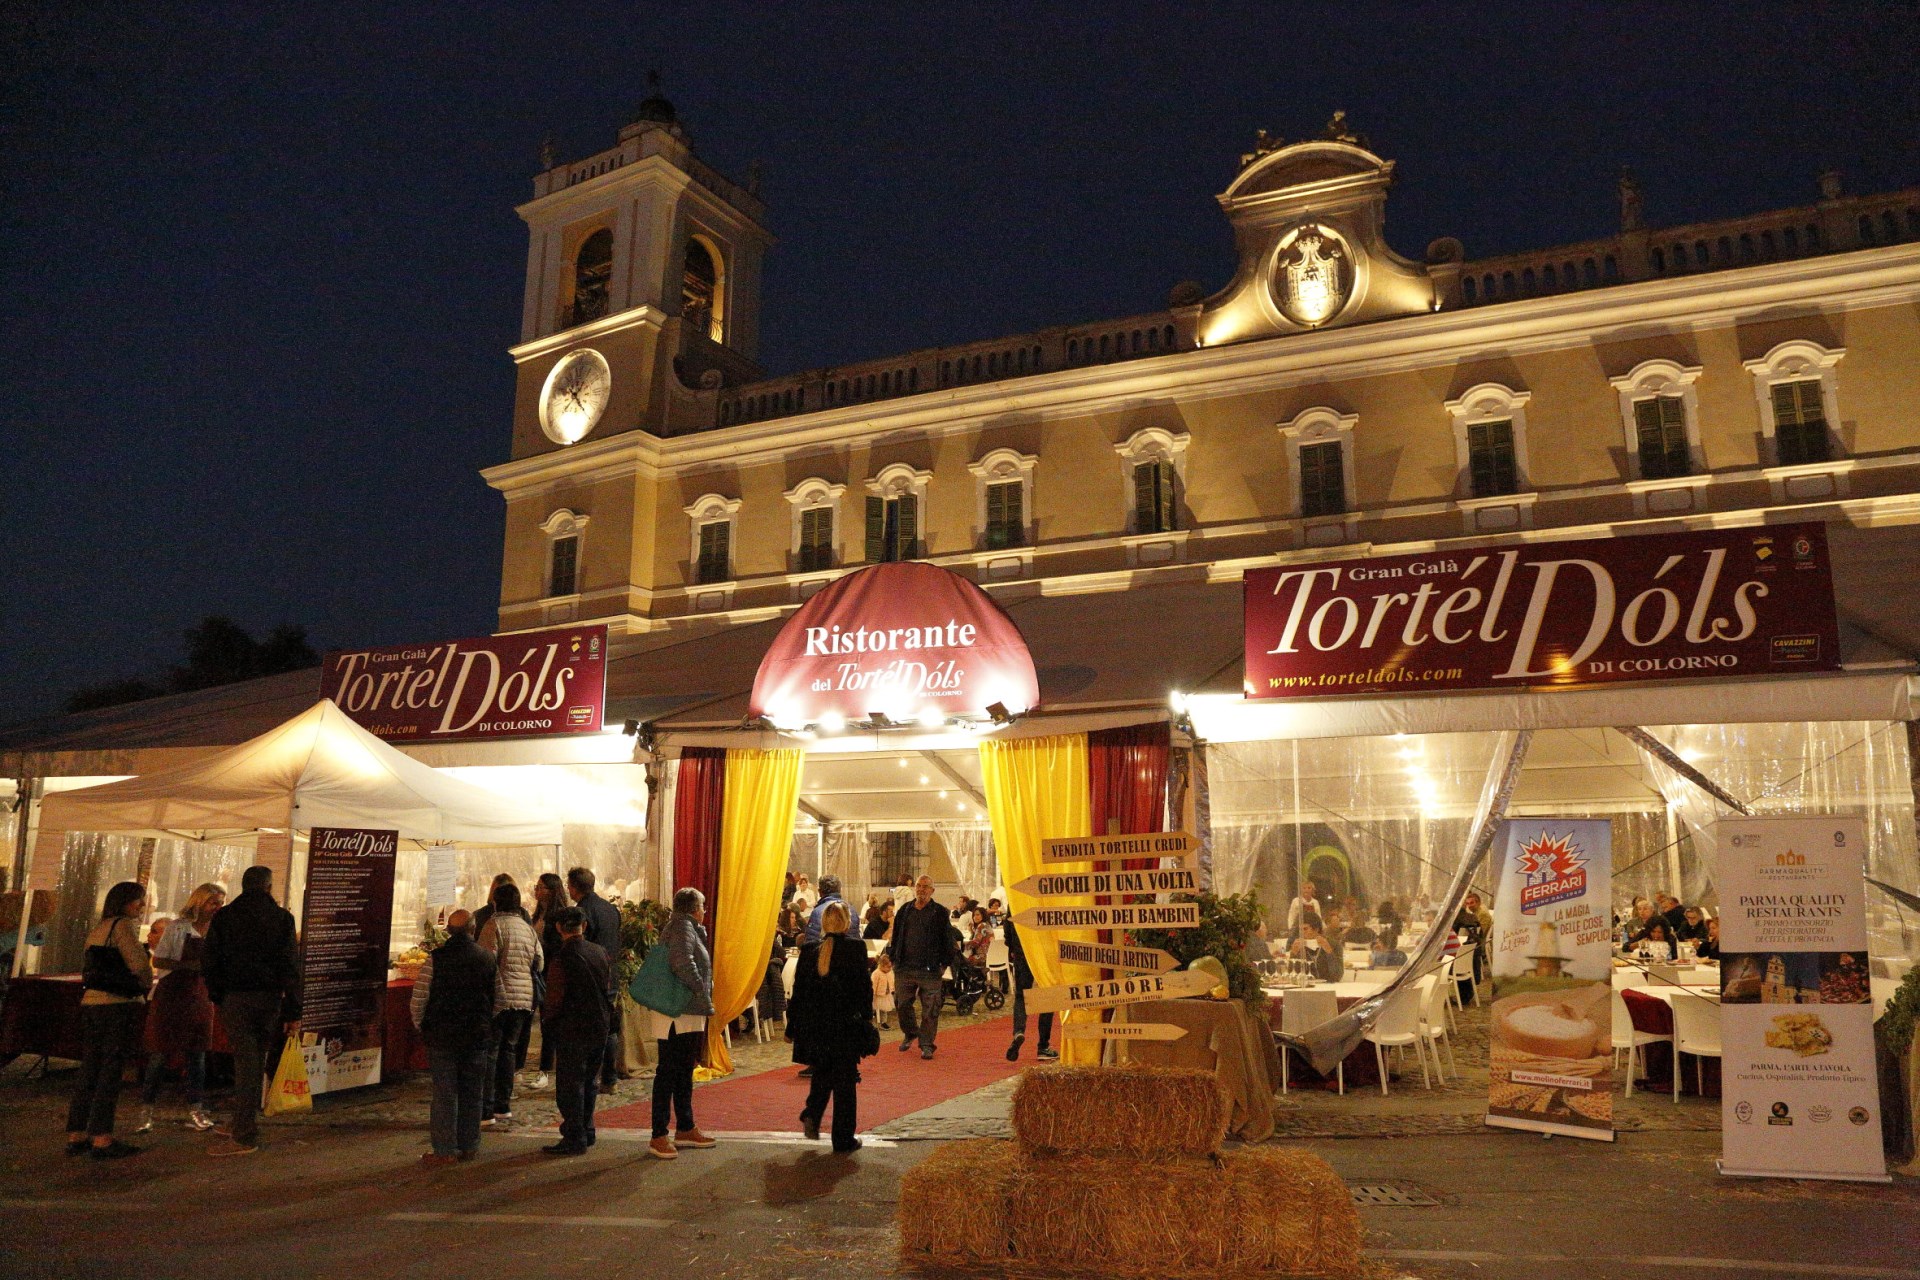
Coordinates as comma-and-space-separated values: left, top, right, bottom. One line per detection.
320, 624, 608, 742
1244, 522, 1840, 699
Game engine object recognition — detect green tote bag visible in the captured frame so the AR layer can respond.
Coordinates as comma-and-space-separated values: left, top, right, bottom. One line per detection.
628, 942, 691, 1017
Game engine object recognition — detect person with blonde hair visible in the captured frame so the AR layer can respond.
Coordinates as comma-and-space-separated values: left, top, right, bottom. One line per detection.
137, 881, 225, 1133
790, 901, 875, 1153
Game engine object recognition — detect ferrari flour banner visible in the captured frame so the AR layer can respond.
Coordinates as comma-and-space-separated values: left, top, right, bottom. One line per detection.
1485, 820, 1615, 1141
1716, 816, 1886, 1181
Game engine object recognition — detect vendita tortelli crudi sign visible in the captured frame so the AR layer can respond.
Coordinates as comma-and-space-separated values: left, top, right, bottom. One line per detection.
1243, 522, 1839, 698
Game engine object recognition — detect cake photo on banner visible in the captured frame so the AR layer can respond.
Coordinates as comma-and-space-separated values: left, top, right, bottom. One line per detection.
1485, 819, 1615, 1140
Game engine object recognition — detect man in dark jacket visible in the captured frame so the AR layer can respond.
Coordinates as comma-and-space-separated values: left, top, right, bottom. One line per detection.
567, 867, 624, 1092
409, 910, 496, 1165
1002, 917, 1056, 1062
885, 875, 954, 1060
541, 906, 612, 1155
202, 865, 301, 1157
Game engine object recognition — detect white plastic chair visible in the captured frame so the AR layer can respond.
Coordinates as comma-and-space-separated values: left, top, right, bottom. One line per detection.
1671, 991, 1722, 1103
1278, 986, 1342, 1095
781, 952, 798, 1000
1417, 971, 1456, 1082
1363, 975, 1434, 1096
1610, 989, 1667, 1097
1450, 950, 1480, 1007
985, 929, 1010, 992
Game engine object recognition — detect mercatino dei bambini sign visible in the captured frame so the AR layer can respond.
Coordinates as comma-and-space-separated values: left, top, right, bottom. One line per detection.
1243, 522, 1839, 699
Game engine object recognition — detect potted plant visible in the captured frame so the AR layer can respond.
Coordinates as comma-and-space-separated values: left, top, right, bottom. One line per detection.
1129, 889, 1270, 1014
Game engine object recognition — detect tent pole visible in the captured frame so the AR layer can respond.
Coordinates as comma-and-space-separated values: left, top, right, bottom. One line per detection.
9, 780, 42, 980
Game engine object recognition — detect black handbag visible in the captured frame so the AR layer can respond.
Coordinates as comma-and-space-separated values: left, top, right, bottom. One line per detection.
82, 919, 148, 1000
855, 1016, 881, 1059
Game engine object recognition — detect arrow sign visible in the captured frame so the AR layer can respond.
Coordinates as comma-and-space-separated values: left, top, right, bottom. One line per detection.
1023, 968, 1217, 1014
1012, 902, 1201, 931
1057, 940, 1181, 974
1040, 831, 1200, 866
1061, 1022, 1188, 1042
1013, 866, 1199, 898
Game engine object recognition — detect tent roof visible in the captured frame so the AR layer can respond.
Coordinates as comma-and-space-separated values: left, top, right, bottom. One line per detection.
36, 699, 561, 847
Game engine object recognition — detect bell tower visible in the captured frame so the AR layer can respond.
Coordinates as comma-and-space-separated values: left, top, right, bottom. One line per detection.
508, 80, 772, 460
487, 83, 772, 639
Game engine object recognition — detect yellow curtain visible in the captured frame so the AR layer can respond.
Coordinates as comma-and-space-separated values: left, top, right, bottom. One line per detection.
978, 733, 1101, 1063
698, 747, 803, 1078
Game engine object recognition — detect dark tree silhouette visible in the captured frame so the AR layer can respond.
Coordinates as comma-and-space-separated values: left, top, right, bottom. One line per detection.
65, 617, 319, 713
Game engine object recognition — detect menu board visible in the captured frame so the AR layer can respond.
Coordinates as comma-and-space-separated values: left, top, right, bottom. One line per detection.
1716, 816, 1886, 1181
298, 828, 398, 1094
1485, 819, 1615, 1141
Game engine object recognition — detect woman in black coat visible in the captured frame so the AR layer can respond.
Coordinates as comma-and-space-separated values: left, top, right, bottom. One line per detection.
789, 902, 874, 1153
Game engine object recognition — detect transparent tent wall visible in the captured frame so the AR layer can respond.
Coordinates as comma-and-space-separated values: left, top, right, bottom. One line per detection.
1207, 720, 1918, 978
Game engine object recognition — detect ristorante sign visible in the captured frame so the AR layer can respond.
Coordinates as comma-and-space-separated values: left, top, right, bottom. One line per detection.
1244, 522, 1838, 699
750, 562, 1039, 728
320, 625, 608, 742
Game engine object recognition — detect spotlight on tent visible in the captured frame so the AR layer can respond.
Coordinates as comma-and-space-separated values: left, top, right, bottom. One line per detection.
867, 710, 896, 729
986, 701, 1014, 725
916, 706, 946, 728
819, 711, 847, 734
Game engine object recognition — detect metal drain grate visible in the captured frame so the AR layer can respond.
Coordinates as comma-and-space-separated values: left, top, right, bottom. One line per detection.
1347, 1181, 1439, 1207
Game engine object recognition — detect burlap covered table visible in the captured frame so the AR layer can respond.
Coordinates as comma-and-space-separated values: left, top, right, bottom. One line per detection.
1106, 998, 1279, 1141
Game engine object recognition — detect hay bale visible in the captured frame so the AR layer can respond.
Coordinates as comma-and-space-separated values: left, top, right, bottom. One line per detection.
1012, 1066, 1227, 1159
897, 1139, 1016, 1265
1006, 1147, 1363, 1278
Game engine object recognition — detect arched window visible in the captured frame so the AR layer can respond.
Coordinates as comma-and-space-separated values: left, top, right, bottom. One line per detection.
1739, 232, 1755, 261
1883, 211, 1900, 242
1068, 339, 1079, 363
1542, 263, 1558, 289
1501, 270, 1516, 296
1650, 249, 1665, 274
1463, 277, 1477, 302
1783, 226, 1799, 253
1602, 255, 1620, 282
1760, 229, 1776, 258
1694, 239, 1709, 265
908, 368, 918, 390
1521, 267, 1536, 294
682, 237, 722, 341
571, 229, 613, 326
1160, 327, 1173, 349
1806, 224, 1821, 248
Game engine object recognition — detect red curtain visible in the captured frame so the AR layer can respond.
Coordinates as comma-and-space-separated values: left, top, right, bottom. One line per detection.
673, 747, 727, 916
1089, 721, 1171, 839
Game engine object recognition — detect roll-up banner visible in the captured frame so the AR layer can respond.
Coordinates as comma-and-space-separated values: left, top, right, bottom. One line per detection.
1716, 816, 1886, 1182
298, 827, 398, 1094
1486, 819, 1615, 1141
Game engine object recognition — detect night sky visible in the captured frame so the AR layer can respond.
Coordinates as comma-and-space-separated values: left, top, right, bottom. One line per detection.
3, 2, 1916, 726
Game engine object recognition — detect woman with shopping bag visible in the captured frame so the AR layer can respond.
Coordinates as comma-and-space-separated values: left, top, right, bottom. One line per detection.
629, 886, 714, 1161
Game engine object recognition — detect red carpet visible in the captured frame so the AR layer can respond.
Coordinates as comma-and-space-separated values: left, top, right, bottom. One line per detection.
597, 1015, 1024, 1133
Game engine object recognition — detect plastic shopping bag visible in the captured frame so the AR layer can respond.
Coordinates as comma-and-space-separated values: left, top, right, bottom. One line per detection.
263, 1034, 312, 1116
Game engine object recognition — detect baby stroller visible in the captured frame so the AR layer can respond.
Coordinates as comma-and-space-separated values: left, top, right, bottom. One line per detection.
945, 959, 1005, 1015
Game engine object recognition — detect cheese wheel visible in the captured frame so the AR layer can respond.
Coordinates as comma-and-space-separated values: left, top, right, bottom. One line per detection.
1496, 1002, 1600, 1059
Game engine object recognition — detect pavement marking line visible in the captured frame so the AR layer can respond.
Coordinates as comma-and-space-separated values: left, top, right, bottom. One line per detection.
389, 1212, 678, 1230
1375, 1251, 1920, 1279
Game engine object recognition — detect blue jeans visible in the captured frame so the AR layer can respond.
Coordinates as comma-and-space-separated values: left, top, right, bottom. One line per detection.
427, 1044, 491, 1157
554, 1039, 605, 1150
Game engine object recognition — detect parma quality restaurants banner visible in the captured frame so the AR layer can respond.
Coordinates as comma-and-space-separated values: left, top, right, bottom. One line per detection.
1717, 816, 1885, 1181
1486, 819, 1616, 1140
1245, 522, 1837, 699
321, 624, 607, 743
298, 827, 398, 1094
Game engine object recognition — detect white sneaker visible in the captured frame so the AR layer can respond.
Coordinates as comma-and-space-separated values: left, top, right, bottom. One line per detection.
525, 1073, 549, 1090
134, 1107, 154, 1134
185, 1110, 216, 1132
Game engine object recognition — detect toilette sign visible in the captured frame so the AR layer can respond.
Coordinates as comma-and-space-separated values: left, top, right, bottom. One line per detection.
1245, 522, 1837, 699
751, 562, 1039, 729
320, 625, 608, 742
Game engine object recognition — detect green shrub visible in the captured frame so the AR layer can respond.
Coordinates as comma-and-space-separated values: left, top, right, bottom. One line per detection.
1129, 890, 1269, 1013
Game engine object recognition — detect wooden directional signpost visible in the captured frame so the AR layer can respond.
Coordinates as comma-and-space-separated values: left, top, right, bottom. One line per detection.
1022, 967, 1217, 1015
1013, 901, 1201, 931
1040, 831, 1200, 865
1057, 940, 1180, 974
1061, 1021, 1188, 1042
1010, 865, 1199, 898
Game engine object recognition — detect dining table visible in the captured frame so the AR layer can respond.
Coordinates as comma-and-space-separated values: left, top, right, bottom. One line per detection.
1264, 977, 1395, 1090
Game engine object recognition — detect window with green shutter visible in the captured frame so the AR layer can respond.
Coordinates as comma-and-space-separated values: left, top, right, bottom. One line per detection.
695, 520, 731, 584
1771, 379, 1831, 465
1298, 441, 1346, 517
548, 535, 578, 597
985, 480, 1023, 549
1467, 419, 1518, 497
1634, 396, 1692, 479
865, 493, 918, 562
797, 505, 834, 572
1134, 460, 1177, 534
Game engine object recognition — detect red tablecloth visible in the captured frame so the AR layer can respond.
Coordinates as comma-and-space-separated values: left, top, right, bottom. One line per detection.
0, 975, 427, 1078
1267, 988, 1389, 1090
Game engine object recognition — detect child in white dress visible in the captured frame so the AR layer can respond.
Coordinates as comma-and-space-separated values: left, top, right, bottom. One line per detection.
871, 953, 895, 1029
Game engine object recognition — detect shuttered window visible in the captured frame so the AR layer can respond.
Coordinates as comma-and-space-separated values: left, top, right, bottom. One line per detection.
797, 505, 834, 572
1634, 396, 1692, 479
1298, 441, 1346, 517
985, 480, 1023, 549
548, 535, 578, 597
1467, 419, 1518, 497
695, 521, 731, 584
1133, 460, 1177, 534
1771, 379, 1831, 466
865, 493, 918, 562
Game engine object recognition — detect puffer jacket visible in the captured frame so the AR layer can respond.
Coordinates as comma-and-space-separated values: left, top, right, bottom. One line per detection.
479, 911, 545, 1012
661, 911, 714, 1016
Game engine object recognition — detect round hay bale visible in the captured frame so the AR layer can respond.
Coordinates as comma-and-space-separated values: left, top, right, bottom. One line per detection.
1012, 1066, 1228, 1159
1006, 1146, 1364, 1278
896, 1139, 1016, 1265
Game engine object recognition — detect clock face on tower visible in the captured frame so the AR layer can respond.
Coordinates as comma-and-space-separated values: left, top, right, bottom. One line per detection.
539, 348, 612, 445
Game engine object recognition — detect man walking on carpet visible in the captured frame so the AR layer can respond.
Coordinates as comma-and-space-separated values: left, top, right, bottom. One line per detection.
885, 875, 955, 1061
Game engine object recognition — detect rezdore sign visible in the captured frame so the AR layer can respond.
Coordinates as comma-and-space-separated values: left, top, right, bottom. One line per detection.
321, 625, 608, 743
1245, 522, 1838, 699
